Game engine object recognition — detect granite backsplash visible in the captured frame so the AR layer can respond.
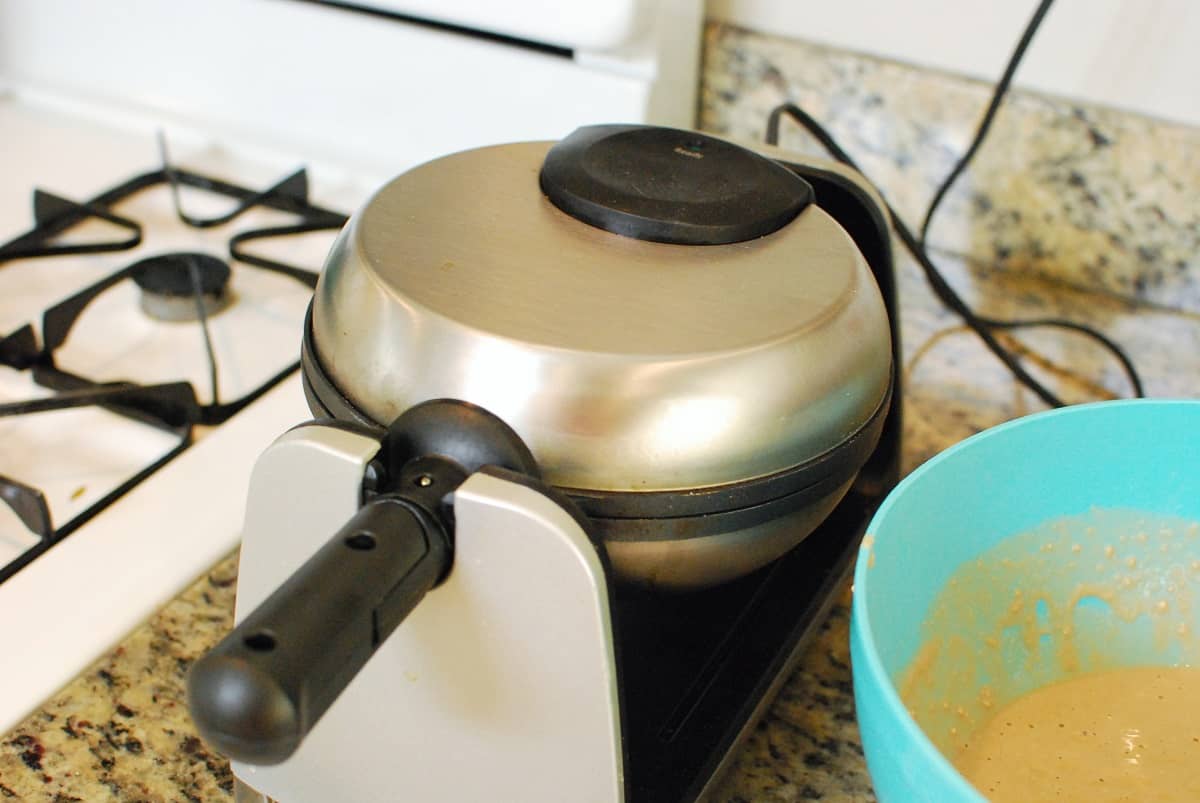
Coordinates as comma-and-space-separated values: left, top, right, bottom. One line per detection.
700, 22, 1200, 314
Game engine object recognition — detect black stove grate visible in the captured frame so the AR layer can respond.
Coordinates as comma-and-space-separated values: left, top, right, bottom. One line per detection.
0, 375, 197, 584
0, 153, 348, 585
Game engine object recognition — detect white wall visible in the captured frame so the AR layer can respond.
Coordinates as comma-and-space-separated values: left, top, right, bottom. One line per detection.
707, 0, 1200, 127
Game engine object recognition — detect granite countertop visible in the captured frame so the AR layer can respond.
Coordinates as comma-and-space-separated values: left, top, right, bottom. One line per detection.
4, 240, 1196, 803
3, 21, 1199, 803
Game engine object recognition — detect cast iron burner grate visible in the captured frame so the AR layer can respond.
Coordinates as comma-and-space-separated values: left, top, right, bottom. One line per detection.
0, 143, 348, 585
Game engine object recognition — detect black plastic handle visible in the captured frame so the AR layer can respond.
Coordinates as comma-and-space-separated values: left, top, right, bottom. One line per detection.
187, 495, 449, 765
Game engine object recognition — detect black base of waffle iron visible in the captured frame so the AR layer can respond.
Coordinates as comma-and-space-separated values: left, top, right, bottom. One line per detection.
613, 473, 892, 802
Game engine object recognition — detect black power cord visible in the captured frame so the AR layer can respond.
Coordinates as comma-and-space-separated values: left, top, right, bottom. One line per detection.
766, 0, 1144, 407
918, 0, 1054, 252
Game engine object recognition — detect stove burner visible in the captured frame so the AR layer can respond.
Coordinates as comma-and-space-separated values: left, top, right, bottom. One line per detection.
0, 154, 348, 587
132, 252, 232, 322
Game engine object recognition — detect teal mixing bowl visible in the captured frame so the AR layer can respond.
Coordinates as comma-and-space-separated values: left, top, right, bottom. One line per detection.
850, 399, 1200, 801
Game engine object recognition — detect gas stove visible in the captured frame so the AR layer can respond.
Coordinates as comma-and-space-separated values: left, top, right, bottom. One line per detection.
0, 0, 703, 736
0, 6, 901, 799
0, 98, 382, 732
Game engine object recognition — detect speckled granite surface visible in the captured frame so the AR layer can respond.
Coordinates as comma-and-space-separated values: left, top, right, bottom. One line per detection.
0, 558, 239, 801
4, 22, 1200, 803
4, 244, 1197, 802
701, 23, 1200, 313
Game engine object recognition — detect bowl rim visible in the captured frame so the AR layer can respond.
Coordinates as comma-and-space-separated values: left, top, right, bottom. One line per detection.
850, 397, 1200, 799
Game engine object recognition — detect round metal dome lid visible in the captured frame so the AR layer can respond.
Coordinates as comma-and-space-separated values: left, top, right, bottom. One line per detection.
312, 135, 892, 493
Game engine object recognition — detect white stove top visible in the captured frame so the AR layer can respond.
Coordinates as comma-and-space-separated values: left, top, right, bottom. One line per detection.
0, 0, 697, 738
0, 93, 375, 732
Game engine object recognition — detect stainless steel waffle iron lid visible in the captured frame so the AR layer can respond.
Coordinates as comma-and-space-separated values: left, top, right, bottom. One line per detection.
306, 124, 893, 496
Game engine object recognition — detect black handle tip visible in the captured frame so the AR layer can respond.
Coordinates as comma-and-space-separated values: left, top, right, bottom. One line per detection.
187, 652, 301, 765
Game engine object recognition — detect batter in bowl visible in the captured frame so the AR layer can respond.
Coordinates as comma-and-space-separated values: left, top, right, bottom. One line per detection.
955, 665, 1200, 802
